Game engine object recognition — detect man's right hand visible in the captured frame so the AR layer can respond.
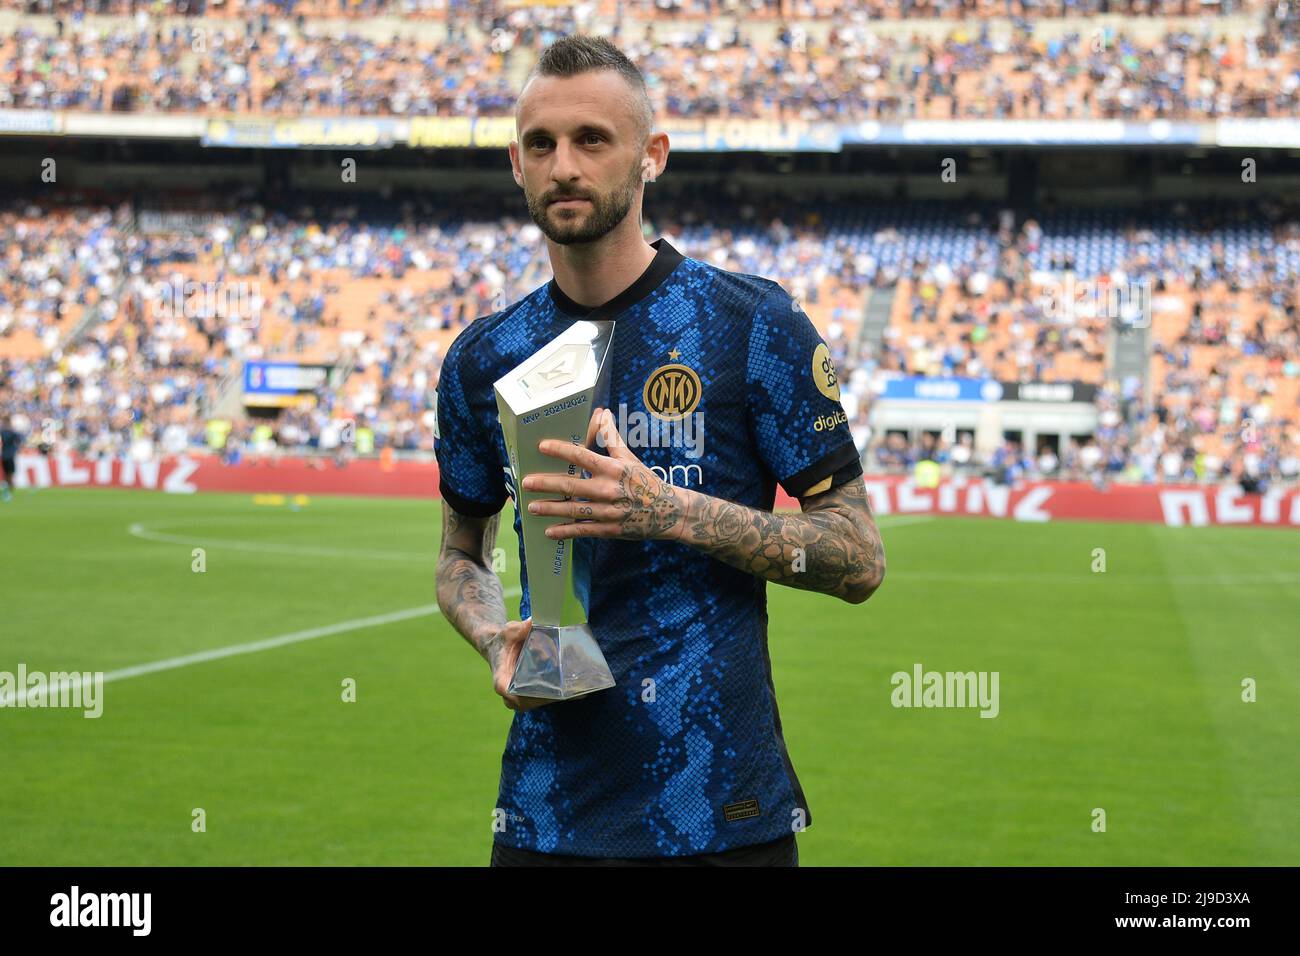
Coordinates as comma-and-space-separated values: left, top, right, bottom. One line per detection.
488, 618, 553, 713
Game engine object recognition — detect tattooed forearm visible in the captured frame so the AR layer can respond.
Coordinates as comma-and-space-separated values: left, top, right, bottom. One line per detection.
436, 506, 508, 668
674, 478, 885, 604
523, 411, 882, 602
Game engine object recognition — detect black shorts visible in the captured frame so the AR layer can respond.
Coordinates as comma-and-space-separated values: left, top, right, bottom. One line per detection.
1, 458, 13, 482
490, 832, 798, 867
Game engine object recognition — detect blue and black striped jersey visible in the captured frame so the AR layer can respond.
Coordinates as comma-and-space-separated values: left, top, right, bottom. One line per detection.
435, 237, 861, 857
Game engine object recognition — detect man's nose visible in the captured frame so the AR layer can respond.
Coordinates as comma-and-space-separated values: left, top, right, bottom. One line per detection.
550, 139, 581, 184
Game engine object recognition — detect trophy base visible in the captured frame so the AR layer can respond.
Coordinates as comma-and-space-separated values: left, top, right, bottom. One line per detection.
507, 623, 616, 701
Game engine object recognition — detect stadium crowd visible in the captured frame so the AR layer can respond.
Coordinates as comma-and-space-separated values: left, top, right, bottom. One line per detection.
866, 392, 1300, 487
1, 0, 1295, 490
1, 194, 1296, 489
2, 4, 1299, 119
1, 0, 1277, 21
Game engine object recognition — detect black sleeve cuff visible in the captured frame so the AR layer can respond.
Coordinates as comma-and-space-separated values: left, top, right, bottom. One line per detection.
780, 443, 863, 499
438, 477, 506, 518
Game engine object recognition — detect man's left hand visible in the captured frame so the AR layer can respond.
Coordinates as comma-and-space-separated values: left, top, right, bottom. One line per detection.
521, 407, 688, 541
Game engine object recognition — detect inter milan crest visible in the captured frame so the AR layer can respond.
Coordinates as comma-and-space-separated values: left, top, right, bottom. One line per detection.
643, 347, 702, 422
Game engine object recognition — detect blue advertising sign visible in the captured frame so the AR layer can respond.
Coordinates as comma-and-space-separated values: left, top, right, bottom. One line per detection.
880, 377, 1005, 402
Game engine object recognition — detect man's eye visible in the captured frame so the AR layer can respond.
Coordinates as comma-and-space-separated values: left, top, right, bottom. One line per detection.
528, 135, 601, 148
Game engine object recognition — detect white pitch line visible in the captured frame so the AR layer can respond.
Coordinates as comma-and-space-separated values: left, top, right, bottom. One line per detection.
128, 520, 433, 562
128, 513, 931, 562
39, 512, 933, 712
0, 589, 523, 708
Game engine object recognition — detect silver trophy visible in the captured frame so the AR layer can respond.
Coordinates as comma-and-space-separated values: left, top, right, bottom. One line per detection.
493, 320, 618, 701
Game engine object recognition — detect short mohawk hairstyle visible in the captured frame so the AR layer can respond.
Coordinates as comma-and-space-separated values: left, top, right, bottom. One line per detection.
519, 34, 654, 146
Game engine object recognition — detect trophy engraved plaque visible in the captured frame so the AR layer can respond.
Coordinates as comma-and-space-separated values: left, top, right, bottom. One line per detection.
493, 320, 618, 701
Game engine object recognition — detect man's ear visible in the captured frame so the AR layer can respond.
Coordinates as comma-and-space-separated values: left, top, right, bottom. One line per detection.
509, 141, 524, 188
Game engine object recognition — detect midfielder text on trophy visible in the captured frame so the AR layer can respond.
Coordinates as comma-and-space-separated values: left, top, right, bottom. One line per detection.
493, 320, 618, 701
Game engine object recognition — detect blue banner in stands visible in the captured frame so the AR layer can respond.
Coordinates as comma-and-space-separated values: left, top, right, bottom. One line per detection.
0, 109, 60, 135
879, 377, 1005, 402
244, 361, 331, 395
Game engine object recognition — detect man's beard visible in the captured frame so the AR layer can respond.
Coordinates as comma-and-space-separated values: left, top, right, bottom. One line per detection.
524, 158, 642, 246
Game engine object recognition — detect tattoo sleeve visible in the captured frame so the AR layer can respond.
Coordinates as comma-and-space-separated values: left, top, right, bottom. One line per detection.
674, 477, 885, 604
435, 504, 508, 669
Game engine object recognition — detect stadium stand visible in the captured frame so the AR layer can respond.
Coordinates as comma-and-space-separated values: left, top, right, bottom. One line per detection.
2, 4, 1298, 118
1, 195, 1295, 485
0, 0, 1296, 490
0, 0, 1278, 21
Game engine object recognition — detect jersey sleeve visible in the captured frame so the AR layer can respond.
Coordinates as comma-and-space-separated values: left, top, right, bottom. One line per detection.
434, 335, 508, 518
745, 285, 863, 499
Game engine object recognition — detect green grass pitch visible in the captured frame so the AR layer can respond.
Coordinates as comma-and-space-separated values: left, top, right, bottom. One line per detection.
1, 488, 1296, 865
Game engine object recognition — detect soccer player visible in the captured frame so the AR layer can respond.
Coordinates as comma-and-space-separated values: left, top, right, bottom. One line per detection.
0, 415, 22, 502
434, 35, 885, 867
